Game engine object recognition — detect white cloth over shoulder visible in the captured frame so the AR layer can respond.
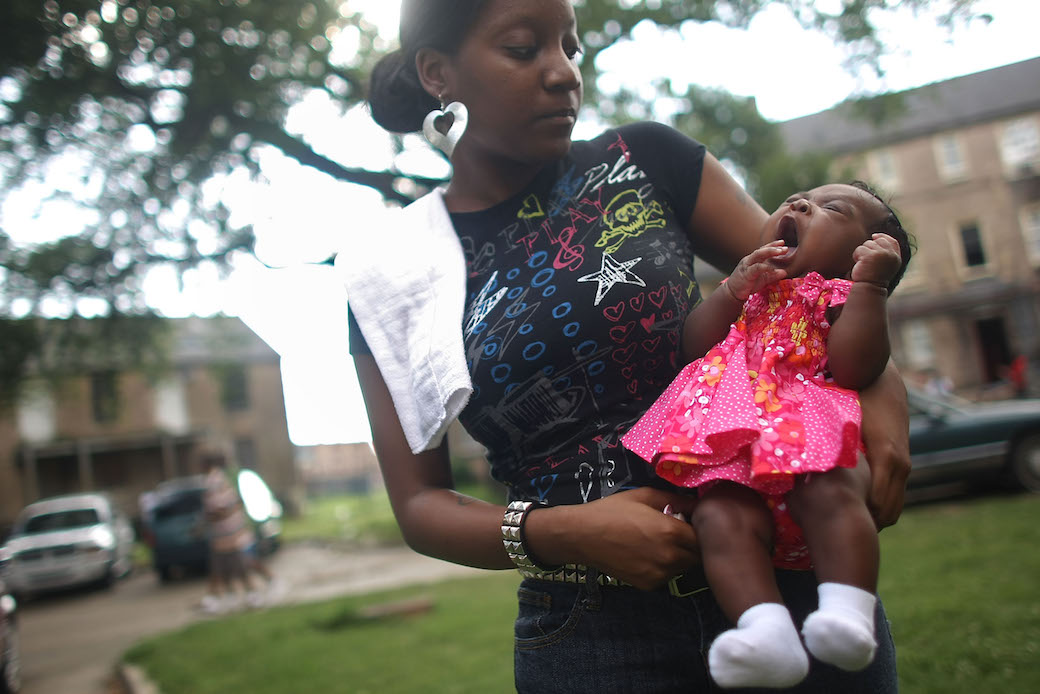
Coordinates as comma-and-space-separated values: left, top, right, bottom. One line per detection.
334, 189, 472, 454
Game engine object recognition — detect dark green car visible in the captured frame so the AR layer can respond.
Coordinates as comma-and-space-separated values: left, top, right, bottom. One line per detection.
907, 386, 1040, 496
139, 471, 282, 582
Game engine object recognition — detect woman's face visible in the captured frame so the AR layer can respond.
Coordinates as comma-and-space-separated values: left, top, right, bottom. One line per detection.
444, 0, 583, 167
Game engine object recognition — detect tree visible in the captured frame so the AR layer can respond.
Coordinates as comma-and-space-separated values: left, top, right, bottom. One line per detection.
0, 0, 982, 398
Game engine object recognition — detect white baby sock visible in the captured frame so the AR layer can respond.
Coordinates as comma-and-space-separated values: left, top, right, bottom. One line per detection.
708, 602, 810, 689
802, 582, 878, 671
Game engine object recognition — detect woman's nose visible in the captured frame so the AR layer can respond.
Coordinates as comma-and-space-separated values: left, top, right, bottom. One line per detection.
545, 49, 582, 91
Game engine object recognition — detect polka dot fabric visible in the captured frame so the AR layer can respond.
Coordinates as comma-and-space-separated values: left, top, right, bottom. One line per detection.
621, 273, 862, 569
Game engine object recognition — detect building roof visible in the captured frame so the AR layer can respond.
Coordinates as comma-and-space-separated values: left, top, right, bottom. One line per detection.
780, 56, 1040, 154
170, 316, 279, 365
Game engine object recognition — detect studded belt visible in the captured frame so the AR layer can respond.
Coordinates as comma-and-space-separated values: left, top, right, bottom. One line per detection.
521, 563, 709, 598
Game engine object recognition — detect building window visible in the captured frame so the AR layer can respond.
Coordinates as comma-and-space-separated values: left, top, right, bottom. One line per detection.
933, 134, 967, 180
999, 117, 1040, 171
219, 365, 249, 412
868, 149, 900, 192
234, 437, 258, 470
1022, 205, 1040, 264
91, 371, 119, 423
901, 321, 934, 370
958, 222, 987, 267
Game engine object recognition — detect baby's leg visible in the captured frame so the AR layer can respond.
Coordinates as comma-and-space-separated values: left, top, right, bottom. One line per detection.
694, 482, 809, 689
787, 458, 880, 671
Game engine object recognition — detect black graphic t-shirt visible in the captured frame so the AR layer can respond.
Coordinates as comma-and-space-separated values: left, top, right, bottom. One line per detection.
351, 122, 708, 506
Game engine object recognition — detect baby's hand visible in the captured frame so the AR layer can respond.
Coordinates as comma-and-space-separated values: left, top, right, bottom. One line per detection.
851, 234, 902, 290
725, 240, 789, 302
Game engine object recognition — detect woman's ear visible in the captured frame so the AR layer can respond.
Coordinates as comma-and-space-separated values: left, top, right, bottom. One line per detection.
415, 47, 450, 102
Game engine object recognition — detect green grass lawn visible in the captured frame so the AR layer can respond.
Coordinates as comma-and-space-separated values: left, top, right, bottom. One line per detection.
279, 483, 505, 547
125, 493, 1040, 693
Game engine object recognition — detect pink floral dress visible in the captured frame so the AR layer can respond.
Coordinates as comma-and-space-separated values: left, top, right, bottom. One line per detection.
621, 273, 862, 568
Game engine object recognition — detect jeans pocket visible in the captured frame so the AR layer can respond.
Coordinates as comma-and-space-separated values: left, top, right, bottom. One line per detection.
514, 582, 585, 651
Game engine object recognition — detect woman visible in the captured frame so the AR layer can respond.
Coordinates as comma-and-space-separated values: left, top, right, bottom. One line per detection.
344, 0, 909, 690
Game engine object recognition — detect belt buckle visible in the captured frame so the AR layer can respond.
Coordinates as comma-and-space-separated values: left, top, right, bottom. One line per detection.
668, 571, 709, 598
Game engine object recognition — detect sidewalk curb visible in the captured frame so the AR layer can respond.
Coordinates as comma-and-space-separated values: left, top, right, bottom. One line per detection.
118, 663, 161, 694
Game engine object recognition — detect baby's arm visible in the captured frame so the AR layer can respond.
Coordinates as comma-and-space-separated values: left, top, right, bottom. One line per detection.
681, 241, 788, 362
827, 234, 903, 389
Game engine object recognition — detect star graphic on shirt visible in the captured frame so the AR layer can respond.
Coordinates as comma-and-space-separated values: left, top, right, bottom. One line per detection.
578, 252, 646, 306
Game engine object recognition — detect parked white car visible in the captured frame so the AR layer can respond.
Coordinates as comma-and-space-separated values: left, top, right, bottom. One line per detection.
0, 494, 134, 598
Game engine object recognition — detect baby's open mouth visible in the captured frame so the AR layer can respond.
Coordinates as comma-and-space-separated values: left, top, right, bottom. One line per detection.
778, 216, 799, 247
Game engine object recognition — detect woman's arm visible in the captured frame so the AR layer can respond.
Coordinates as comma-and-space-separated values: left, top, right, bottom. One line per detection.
356, 354, 702, 588
355, 354, 512, 569
858, 363, 912, 528
684, 153, 769, 273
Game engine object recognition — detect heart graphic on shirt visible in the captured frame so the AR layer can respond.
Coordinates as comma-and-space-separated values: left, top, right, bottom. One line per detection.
621, 365, 635, 379
603, 301, 626, 322
609, 321, 635, 344
576, 463, 594, 503
661, 310, 674, 322
640, 314, 657, 333
531, 474, 558, 500
629, 294, 645, 312
518, 195, 545, 220
649, 286, 668, 308
644, 357, 661, 372
642, 336, 661, 352
627, 379, 640, 395
612, 343, 638, 364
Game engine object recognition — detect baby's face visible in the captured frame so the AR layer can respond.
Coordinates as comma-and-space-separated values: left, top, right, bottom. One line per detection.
760, 184, 889, 281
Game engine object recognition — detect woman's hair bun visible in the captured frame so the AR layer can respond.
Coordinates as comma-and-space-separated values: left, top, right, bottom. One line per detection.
367, 49, 438, 133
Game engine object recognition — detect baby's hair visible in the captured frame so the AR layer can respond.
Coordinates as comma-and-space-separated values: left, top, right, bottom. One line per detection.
849, 180, 915, 294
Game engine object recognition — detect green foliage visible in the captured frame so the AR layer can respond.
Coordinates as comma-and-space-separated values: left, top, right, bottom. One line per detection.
0, 0, 982, 394
0, 314, 171, 405
669, 86, 832, 210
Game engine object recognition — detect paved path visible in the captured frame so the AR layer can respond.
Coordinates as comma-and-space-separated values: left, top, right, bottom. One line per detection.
16, 544, 487, 694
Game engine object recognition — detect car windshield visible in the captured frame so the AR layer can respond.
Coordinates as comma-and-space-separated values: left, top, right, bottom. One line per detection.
20, 508, 100, 534
152, 492, 204, 521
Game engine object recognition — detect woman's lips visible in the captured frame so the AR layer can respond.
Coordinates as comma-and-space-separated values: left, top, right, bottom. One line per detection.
538, 108, 577, 123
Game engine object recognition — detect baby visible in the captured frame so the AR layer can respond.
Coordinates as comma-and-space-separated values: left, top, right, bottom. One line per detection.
623, 182, 913, 689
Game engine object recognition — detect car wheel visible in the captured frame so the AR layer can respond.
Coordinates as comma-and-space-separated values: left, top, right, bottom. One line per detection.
0, 619, 21, 694
1010, 434, 1040, 492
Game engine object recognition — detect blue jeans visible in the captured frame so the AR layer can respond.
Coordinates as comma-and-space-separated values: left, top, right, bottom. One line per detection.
514, 570, 897, 693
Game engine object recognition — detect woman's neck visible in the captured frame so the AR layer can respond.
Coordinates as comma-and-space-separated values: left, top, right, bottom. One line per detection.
443, 150, 551, 213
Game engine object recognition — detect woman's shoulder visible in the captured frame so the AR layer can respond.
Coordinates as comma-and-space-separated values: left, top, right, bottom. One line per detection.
578, 120, 701, 151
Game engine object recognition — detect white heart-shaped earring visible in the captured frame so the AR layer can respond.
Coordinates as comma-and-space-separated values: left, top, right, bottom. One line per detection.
423, 101, 468, 159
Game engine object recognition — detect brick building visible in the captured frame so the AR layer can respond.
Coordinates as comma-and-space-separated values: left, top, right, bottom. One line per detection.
780, 57, 1040, 396
0, 316, 296, 528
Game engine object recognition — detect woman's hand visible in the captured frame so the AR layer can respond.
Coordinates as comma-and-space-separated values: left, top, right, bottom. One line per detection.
859, 364, 912, 528
526, 487, 700, 590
